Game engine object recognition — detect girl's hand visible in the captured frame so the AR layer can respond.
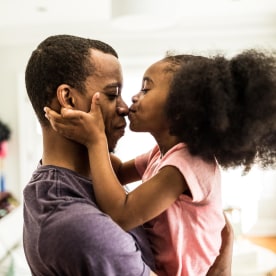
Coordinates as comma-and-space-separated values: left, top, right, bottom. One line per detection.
44, 92, 105, 147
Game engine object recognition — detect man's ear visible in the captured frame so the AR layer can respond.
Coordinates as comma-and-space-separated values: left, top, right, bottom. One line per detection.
56, 84, 76, 108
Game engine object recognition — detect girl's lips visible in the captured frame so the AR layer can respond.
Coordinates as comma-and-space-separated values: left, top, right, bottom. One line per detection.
128, 108, 136, 119
128, 111, 134, 121
128, 104, 136, 112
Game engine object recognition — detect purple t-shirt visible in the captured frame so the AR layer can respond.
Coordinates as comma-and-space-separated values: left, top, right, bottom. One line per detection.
23, 164, 155, 276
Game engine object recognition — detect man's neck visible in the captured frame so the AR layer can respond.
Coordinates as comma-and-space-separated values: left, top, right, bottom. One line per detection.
42, 127, 91, 179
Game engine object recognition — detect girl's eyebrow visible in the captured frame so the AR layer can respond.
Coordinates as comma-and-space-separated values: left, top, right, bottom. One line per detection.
143, 77, 153, 84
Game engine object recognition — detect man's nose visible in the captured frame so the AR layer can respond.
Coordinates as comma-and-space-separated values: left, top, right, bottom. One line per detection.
117, 99, 129, 116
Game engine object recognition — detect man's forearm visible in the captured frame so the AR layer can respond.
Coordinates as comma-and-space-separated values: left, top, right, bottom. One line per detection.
207, 213, 234, 276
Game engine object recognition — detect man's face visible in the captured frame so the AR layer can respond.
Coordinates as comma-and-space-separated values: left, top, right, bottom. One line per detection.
77, 50, 128, 152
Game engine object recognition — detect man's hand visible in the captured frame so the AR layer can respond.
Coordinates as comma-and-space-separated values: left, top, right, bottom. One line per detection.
207, 213, 234, 276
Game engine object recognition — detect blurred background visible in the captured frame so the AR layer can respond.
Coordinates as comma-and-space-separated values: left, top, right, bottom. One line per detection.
0, 0, 275, 275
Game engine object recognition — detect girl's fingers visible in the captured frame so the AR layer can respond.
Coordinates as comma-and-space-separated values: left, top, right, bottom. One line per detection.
90, 92, 101, 114
60, 108, 83, 120
90, 92, 104, 122
44, 106, 80, 126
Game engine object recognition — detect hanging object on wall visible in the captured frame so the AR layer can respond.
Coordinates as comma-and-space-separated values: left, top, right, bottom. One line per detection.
0, 119, 11, 193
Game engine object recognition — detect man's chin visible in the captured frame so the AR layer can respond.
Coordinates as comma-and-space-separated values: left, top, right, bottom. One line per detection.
108, 147, 115, 153
108, 142, 117, 153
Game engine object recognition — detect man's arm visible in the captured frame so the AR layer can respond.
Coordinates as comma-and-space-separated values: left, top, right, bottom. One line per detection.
206, 213, 234, 276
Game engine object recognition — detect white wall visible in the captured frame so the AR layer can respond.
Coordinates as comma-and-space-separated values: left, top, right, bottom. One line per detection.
0, 44, 36, 200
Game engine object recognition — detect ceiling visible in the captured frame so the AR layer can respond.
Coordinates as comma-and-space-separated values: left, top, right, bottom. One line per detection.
0, 0, 275, 62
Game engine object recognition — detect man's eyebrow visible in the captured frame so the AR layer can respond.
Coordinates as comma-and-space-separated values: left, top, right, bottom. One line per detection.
102, 83, 122, 95
103, 83, 121, 90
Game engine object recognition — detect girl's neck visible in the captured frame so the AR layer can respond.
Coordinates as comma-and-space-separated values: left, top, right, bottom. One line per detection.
152, 131, 181, 157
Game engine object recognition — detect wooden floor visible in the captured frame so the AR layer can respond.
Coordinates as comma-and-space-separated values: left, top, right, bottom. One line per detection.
244, 235, 276, 275
244, 236, 276, 254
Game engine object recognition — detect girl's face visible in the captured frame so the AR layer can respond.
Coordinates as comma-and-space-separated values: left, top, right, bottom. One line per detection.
128, 60, 172, 136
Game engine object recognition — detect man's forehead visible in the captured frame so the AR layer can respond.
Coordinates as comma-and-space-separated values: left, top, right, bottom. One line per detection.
87, 49, 123, 88
90, 48, 119, 65
91, 55, 122, 76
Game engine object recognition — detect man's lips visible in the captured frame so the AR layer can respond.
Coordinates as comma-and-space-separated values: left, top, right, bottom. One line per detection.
116, 124, 126, 130
115, 123, 127, 136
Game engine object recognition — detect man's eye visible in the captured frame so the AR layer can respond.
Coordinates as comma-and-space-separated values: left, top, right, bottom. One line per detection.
106, 94, 119, 101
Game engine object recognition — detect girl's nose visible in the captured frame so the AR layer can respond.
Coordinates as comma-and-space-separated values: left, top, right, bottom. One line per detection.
131, 93, 139, 103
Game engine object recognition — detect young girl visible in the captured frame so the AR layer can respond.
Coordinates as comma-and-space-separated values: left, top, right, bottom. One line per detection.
45, 50, 276, 275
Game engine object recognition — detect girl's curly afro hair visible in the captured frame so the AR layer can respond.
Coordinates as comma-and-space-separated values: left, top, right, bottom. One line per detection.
165, 50, 276, 172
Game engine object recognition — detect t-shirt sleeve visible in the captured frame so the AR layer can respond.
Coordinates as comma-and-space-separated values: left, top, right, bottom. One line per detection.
159, 149, 218, 203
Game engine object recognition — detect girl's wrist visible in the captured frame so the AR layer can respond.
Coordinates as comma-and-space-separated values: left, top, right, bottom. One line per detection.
86, 134, 107, 149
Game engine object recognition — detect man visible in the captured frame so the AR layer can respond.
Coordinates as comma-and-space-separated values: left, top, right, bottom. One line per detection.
23, 34, 233, 275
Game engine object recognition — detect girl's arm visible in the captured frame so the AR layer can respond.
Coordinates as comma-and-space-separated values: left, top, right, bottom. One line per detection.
45, 93, 188, 231
87, 134, 187, 230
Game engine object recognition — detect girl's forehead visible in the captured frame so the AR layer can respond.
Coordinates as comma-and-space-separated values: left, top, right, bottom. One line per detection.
145, 60, 170, 75
142, 61, 173, 88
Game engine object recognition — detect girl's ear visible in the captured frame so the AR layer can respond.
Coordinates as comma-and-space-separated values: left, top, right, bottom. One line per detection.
56, 84, 76, 108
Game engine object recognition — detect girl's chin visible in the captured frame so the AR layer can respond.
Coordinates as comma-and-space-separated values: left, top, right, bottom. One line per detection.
129, 122, 145, 133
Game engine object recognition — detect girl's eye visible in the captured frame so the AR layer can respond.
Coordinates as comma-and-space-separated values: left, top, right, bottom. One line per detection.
141, 88, 149, 94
